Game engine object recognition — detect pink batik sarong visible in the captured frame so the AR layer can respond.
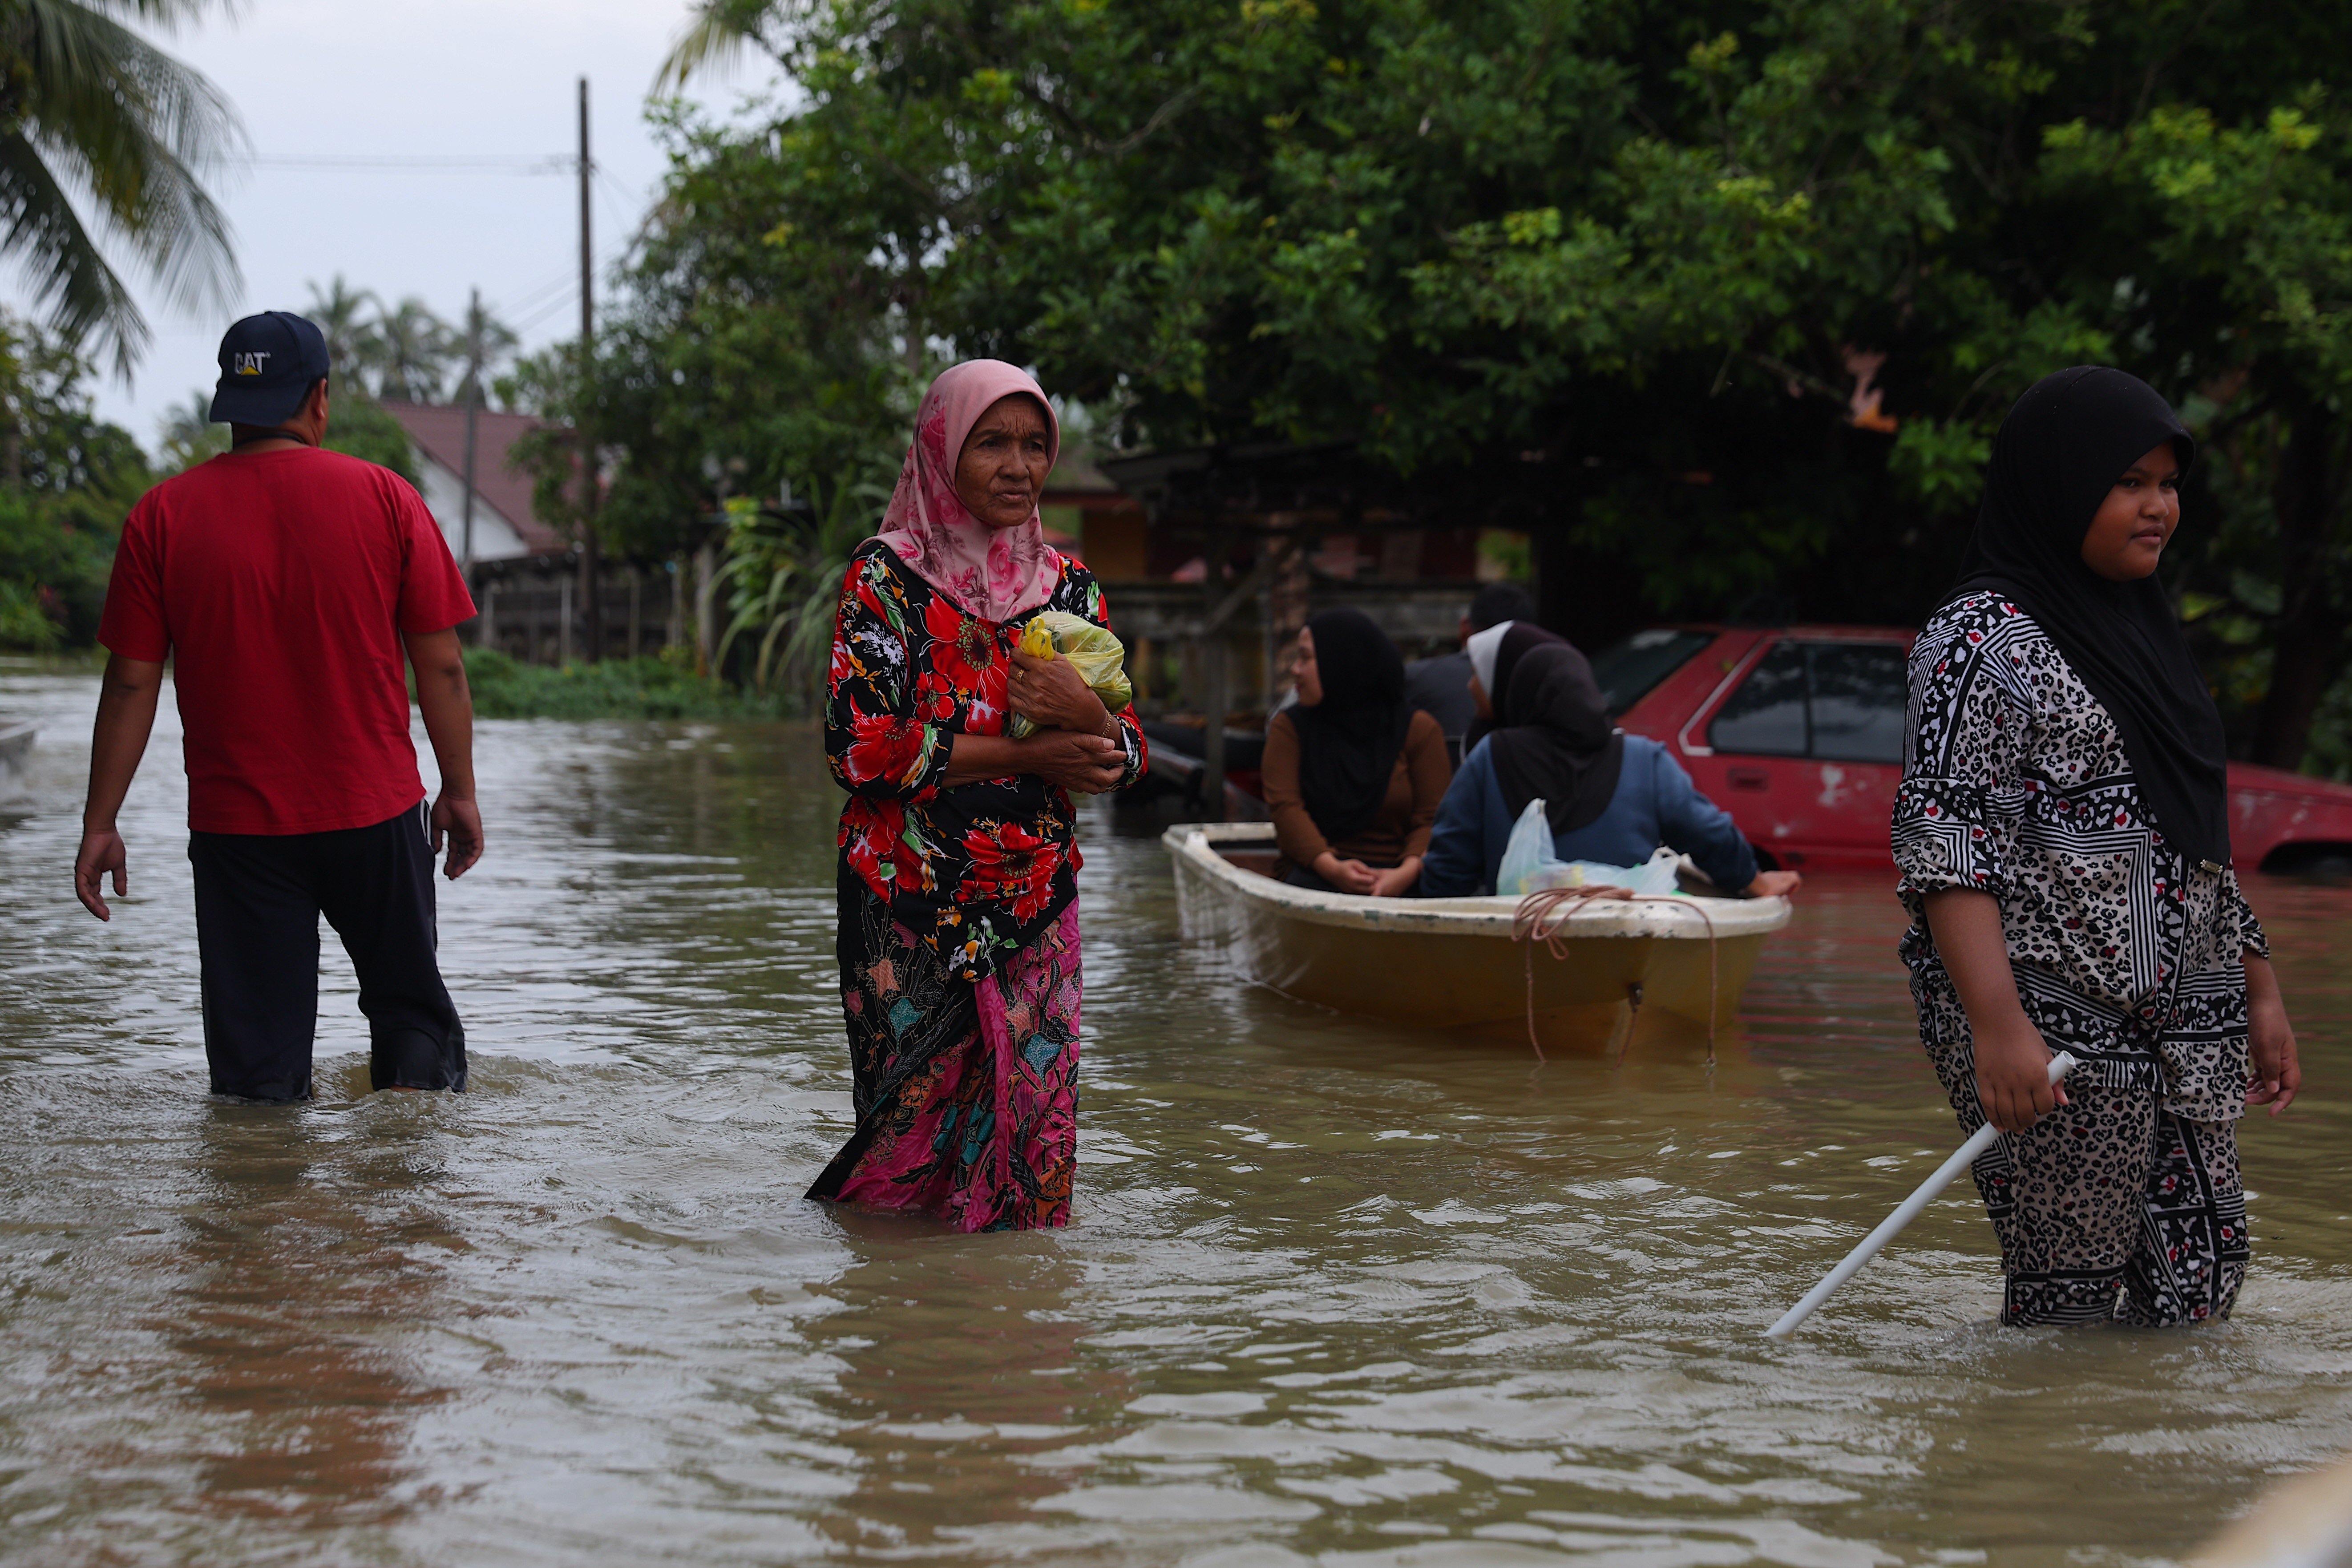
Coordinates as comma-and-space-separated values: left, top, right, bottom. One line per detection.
808, 883, 1081, 1232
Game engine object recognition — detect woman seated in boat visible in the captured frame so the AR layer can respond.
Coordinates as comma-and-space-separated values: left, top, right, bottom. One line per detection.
1260, 608, 1451, 895
1461, 618, 1568, 752
1419, 643, 1802, 899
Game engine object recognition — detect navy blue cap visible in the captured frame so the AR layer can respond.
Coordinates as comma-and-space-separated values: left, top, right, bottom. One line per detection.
208, 311, 330, 424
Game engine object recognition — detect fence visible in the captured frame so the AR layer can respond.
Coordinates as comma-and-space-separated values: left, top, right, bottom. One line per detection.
463, 566, 688, 666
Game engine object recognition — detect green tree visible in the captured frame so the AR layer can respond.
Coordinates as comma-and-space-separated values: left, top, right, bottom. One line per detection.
2035, 99, 2352, 767
0, 0, 243, 376
0, 311, 148, 647
448, 294, 520, 410
643, 0, 2352, 764
320, 388, 421, 485
369, 295, 457, 403
155, 388, 225, 472
505, 97, 914, 573
304, 274, 379, 373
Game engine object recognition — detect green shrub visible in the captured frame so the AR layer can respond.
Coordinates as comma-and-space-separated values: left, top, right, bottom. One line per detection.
458, 646, 796, 720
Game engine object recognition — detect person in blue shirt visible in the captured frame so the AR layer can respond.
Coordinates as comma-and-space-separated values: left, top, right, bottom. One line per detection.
1418, 643, 1803, 900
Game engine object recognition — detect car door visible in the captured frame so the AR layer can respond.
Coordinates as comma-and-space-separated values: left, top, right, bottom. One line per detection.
1689, 635, 1910, 866
1798, 641, 1909, 858
1693, 639, 1814, 861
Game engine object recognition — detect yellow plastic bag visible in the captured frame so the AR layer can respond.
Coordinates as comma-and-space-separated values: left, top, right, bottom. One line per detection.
1009, 611, 1133, 739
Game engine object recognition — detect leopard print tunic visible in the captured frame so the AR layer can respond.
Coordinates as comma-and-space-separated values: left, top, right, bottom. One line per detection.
1894, 591, 2264, 1119
1891, 592, 2263, 1324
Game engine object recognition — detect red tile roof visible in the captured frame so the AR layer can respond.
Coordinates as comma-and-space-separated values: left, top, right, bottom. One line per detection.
380, 400, 567, 555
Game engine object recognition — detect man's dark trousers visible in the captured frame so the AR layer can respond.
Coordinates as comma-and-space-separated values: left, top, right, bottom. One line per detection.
189, 800, 465, 1101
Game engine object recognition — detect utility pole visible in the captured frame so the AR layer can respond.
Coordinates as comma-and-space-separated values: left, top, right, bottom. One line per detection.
460, 286, 482, 582
575, 75, 604, 663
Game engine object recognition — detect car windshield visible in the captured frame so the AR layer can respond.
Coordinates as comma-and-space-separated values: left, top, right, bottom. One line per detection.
1588, 628, 1714, 715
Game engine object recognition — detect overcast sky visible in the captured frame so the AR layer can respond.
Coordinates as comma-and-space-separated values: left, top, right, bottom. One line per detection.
25, 0, 781, 453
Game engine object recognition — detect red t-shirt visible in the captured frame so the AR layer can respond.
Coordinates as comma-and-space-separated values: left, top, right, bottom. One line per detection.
99, 447, 476, 834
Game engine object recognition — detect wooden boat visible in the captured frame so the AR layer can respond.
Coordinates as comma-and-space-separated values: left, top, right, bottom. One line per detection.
1164, 821, 1792, 1039
2190, 1449, 2352, 1568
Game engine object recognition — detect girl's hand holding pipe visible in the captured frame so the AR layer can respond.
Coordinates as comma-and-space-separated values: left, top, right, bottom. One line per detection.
1973, 1016, 2068, 1134
1922, 888, 2066, 1134
1010, 647, 1117, 739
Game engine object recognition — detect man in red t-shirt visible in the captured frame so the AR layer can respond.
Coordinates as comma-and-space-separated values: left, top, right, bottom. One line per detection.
75, 311, 484, 1101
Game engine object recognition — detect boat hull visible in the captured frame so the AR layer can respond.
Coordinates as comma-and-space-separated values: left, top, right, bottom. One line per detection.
1166, 823, 1788, 1034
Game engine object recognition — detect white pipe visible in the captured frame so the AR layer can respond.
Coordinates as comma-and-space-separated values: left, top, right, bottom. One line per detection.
1765, 1051, 2080, 1340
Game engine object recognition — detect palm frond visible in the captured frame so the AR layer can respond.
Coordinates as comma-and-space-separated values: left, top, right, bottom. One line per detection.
651, 0, 777, 93
86, 0, 240, 31
0, 129, 149, 372
0, 0, 244, 374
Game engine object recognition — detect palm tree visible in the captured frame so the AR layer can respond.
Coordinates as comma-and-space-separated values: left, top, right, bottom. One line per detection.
370, 296, 455, 404
155, 387, 223, 472
448, 295, 519, 410
0, 0, 244, 378
303, 274, 378, 381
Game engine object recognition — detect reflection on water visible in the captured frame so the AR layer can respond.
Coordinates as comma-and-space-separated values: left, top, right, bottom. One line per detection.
2, 666, 2351, 1565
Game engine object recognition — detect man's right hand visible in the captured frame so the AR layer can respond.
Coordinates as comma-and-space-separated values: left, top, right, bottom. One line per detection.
1018, 730, 1127, 794
430, 793, 484, 880
1973, 1016, 2066, 1134
74, 827, 127, 921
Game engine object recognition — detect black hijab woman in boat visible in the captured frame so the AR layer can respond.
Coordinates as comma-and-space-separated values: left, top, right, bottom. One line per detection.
1891, 366, 2300, 1326
1418, 641, 1805, 899
1259, 608, 1453, 895
1460, 618, 1565, 753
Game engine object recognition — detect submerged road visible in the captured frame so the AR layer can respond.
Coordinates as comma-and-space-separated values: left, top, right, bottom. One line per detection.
3, 662, 2350, 1566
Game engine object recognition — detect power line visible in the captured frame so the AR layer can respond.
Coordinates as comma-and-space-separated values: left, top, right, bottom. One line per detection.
248, 154, 574, 174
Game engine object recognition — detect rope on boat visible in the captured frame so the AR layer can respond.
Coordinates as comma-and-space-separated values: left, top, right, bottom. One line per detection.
1510, 886, 1722, 1066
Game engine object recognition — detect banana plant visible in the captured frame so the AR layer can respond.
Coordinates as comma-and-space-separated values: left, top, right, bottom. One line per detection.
715, 469, 890, 700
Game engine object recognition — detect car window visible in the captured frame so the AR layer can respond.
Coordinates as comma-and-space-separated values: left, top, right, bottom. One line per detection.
1808, 643, 1908, 764
1706, 642, 1808, 755
1588, 628, 1714, 715
1707, 639, 1909, 761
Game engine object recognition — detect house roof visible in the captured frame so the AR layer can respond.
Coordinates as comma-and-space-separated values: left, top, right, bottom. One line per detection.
380, 400, 566, 554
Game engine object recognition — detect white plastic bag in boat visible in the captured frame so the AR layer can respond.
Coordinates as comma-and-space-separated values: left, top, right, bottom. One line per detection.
1495, 798, 1681, 897
1496, 798, 1558, 897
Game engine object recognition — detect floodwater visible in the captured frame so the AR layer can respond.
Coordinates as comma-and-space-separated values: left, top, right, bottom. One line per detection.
3, 664, 2351, 1568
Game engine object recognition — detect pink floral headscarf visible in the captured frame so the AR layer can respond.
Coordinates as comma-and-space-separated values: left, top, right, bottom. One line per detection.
870, 360, 1063, 622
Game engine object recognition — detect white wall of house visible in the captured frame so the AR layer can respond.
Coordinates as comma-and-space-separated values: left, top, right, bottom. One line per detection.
416, 455, 531, 563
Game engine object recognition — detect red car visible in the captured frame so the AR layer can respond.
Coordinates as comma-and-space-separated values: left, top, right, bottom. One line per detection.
1592, 624, 2352, 873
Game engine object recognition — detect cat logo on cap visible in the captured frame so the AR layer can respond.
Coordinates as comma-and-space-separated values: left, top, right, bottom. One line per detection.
233, 351, 271, 376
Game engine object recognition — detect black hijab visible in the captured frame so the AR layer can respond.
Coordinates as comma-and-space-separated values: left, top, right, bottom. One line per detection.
1489, 642, 1627, 833
1948, 365, 2229, 864
1290, 607, 1410, 844
1464, 621, 1568, 752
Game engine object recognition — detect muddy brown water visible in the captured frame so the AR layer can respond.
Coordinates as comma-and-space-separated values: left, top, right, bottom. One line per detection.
3, 665, 2350, 1567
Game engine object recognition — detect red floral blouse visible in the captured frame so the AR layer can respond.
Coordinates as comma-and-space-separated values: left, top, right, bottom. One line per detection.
827, 540, 1146, 979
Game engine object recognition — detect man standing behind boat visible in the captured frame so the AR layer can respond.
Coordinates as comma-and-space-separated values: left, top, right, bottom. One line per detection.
73, 312, 482, 1102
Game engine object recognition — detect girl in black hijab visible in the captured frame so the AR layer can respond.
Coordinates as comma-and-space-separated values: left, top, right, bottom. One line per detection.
1891, 365, 2299, 1328
1487, 643, 1624, 837
1419, 642, 1800, 898
1261, 608, 1452, 895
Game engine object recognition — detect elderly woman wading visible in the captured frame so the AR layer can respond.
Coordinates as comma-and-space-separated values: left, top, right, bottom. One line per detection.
811, 361, 1144, 1231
